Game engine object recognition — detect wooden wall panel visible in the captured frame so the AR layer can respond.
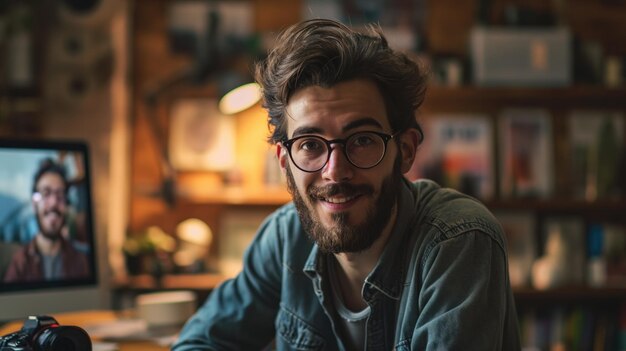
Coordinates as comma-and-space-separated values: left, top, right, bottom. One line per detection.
425, 0, 477, 56
426, 0, 626, 57
130, 0, 300, 234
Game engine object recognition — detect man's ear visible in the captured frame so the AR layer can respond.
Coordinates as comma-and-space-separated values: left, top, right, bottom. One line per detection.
398, 129, 420, 174
276, 143, 289, 175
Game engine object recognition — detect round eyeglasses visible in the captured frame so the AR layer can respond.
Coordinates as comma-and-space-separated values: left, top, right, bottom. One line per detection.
282, 131, 398, 173
32, 188, 67, 203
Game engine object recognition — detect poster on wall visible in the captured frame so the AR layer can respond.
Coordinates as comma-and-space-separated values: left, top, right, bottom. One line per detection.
168, 99, 236, 172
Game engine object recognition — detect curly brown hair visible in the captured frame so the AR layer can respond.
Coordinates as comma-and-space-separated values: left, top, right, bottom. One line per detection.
254, 19, 428, 145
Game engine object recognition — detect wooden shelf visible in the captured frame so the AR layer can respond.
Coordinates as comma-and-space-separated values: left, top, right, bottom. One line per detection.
484, 198, 626, 212
514, 286, 626, 301
113, 273, 229, 291
424, 85, 626, 109
177, 185, 291, 206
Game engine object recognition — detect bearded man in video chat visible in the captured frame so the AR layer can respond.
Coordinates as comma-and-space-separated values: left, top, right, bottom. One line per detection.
4, 159, 88, 283
173, 19, 520, 350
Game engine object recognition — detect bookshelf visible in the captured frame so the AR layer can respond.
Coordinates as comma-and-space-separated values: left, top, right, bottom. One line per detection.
420, 87, 626, 268
420, 83, 626, 350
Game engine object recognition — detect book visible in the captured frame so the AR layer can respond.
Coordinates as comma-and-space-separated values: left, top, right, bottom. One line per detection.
568, 110, 624, 200
531, 217, 586, 290
602, 223, 626, 287
407, 113, 495, 200
499, 108, 553, 199
517, 305, 621, 351
494, 211, 536, 288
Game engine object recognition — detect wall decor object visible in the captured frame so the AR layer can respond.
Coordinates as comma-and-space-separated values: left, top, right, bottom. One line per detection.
168, 99, 235, 172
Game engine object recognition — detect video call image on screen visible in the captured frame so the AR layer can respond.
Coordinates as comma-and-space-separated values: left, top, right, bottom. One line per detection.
0, 142, 97, 291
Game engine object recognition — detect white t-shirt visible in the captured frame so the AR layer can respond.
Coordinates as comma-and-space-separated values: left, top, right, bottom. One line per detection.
328, 258, 371, 351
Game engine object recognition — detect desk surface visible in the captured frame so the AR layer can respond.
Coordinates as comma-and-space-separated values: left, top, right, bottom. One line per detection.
113, 273, 228, 291
0, 310, 170, 351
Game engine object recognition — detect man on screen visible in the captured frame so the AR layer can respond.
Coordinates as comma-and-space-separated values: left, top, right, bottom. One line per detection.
3, 159, 88, 282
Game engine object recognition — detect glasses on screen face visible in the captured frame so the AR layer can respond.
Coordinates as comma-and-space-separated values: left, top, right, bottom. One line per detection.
33, 188, 67, 203
282, 131, 398, 173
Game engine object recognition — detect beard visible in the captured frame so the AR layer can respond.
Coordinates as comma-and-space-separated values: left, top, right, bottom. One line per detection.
36, 209, 65, 241
286, 155, 403, 253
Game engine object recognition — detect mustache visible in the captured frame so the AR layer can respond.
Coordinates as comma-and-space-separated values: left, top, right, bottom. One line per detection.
44, 209, 63, 217
308, 182, 374, 199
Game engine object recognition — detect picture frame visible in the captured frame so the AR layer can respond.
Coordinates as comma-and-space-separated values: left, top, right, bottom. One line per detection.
168, 98, 236, 172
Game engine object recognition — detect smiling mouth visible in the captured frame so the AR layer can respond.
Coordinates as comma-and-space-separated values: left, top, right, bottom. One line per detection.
309, 183, 372, 207
321, 194, 359, 204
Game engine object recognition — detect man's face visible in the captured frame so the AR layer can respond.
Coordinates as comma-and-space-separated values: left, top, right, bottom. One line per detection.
278, 79, 405, 253
32, 172, 67, 240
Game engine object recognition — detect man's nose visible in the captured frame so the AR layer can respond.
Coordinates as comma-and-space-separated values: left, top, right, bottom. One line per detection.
46, 193, 66, 207
321, 145, 354, 182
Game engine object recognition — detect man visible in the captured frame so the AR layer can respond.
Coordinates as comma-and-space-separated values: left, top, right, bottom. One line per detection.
3, 159, 89, 282
173, 19, 520, 350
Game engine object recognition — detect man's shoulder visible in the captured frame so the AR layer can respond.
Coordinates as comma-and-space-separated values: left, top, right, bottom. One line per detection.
3, 240, 38, 282
7, 243, 28, 265
12, 239, 38, 261
409, 179, 503, 243
410, 179, 481, 205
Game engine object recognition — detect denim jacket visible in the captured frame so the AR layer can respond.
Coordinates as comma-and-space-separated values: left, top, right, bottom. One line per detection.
172, 179, 521, 350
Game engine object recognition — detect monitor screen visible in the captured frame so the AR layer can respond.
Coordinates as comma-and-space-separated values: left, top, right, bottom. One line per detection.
0, 139, 104, 321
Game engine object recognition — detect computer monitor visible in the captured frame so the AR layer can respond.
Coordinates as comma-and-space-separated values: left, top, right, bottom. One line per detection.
0, 139, 106, 322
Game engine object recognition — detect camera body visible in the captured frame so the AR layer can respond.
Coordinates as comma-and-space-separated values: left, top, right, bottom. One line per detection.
0, 315, 91, 351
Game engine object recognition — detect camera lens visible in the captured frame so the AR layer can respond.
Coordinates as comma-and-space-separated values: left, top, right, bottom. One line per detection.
50, 337, 77, 351
36, 326, 92, 351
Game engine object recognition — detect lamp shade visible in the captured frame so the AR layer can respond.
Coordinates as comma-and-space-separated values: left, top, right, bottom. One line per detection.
217, 72, 261, 115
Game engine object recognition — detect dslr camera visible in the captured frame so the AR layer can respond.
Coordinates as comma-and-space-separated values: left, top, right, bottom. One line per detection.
0, 315, 91, 351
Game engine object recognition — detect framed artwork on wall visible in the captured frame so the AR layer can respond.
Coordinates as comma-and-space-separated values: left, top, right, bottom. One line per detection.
168, 99, 236, 172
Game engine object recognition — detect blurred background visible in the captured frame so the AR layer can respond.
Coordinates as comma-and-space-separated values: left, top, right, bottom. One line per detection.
1, 0, 625, 349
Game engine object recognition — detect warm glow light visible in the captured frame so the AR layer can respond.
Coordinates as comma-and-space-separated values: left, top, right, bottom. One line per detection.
176, 218, 212, 246
218, 82, 261, 115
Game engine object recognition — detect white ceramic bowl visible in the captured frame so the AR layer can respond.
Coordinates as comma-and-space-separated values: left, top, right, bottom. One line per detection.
136, 290, 196, 328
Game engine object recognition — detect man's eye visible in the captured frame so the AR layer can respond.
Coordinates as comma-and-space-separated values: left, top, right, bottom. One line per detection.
299, 139, 324, 152
352, 134, 376, 147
